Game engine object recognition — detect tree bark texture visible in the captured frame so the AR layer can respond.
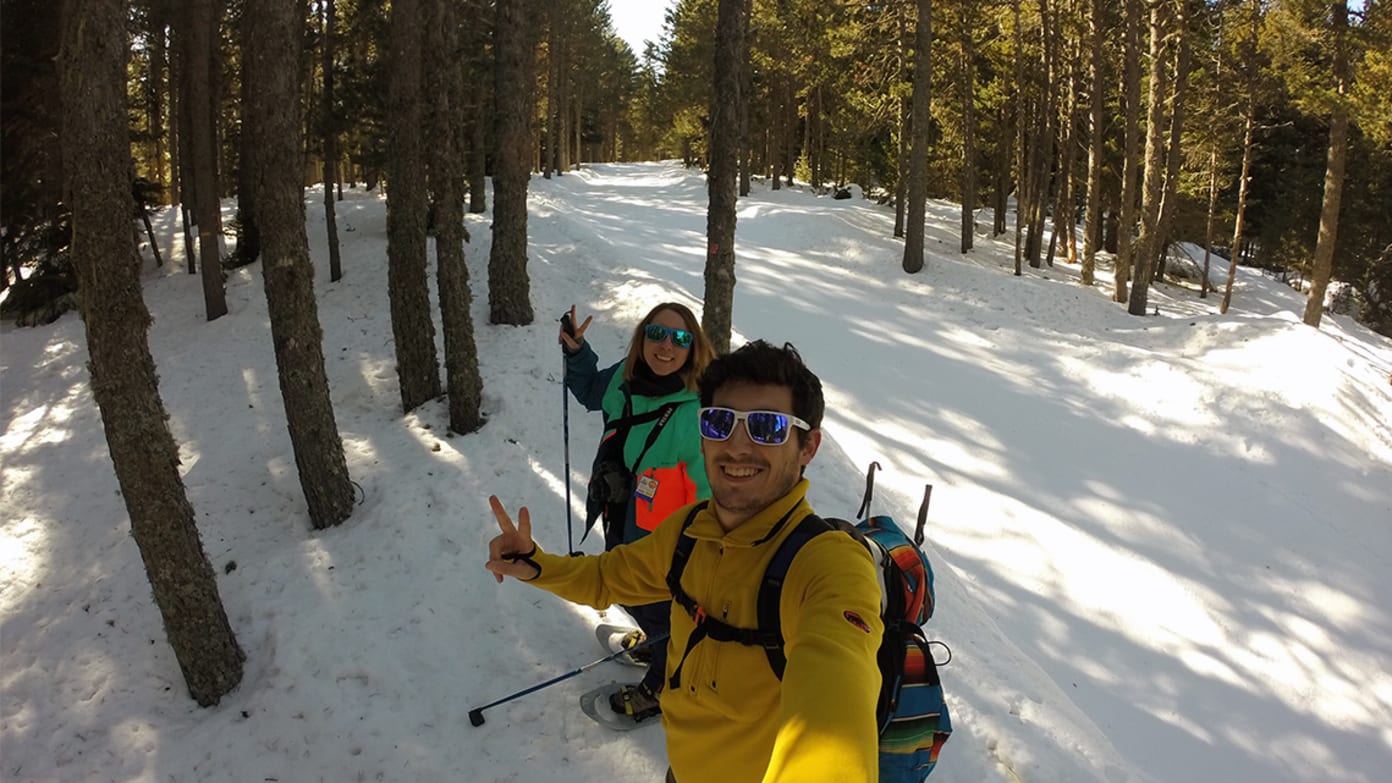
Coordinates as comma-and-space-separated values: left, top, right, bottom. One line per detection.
244, 0, 355, 529
902, 0, 932, 274
488, 0, 535, 325
702, 0, 746, 354
1303, 0, 1350, 329
425, 0, 485, 434
386, 0, 442, 410
60, 0, 244, 706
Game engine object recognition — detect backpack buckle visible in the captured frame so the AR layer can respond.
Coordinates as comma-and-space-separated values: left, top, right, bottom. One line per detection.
693, 605, 708, 625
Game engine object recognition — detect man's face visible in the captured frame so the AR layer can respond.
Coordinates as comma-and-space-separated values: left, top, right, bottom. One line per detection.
701, 382, 820, 531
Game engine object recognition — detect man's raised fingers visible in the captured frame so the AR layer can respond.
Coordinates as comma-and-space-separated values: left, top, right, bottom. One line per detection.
489, 495, 517, 535
517, 506, 532, 545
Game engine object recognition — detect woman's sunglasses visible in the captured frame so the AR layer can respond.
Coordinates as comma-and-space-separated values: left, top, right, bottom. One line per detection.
644, 323, 694, 349
698, 407, 811, 446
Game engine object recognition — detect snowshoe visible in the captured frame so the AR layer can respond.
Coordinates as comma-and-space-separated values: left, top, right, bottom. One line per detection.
609, 682, 662, 723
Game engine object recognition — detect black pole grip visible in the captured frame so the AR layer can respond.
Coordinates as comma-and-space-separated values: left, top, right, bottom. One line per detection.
468, 709, 485, 727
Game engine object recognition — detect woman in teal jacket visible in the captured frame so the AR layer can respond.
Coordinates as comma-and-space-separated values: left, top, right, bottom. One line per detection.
560, 301, 713, 719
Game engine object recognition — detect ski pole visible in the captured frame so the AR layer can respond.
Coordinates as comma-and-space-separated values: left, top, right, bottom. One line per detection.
468, 632, 669, 727
560, 311, 575, 555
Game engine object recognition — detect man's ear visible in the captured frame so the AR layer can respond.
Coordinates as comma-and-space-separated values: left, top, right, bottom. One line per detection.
799, 428, 822, 467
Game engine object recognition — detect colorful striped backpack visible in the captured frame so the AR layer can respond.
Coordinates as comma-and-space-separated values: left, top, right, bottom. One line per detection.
667, 462, 953, 780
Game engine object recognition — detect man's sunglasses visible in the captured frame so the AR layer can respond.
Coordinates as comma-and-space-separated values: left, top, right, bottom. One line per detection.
698, 407, 811, 446
644, 324, 694, 349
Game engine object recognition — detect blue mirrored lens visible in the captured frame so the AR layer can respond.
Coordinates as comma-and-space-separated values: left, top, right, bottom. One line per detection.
746, 412, 790, 444
644, 324, 694, 348
699, 408, 736, 440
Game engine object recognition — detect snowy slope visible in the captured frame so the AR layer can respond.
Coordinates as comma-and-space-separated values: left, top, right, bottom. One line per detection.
3, 162, 1390, 783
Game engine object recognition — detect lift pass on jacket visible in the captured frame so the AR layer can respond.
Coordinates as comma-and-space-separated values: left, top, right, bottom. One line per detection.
634, 475, 659, 504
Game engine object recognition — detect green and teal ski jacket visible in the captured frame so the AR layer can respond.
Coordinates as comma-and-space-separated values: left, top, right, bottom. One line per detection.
565, 342, 710, 546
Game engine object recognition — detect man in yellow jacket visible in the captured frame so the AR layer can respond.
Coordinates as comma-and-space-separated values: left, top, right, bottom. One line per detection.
487, 340, 884, 783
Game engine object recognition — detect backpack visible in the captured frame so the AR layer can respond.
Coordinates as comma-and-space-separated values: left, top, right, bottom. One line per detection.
666, 462, 953, 781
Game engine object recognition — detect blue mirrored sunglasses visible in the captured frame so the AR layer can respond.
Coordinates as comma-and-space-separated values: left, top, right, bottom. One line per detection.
643, 323, 694, 348
698, 407, 811, 446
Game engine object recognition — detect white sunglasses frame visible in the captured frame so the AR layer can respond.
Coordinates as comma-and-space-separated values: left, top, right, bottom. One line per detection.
697, 407, 812, 445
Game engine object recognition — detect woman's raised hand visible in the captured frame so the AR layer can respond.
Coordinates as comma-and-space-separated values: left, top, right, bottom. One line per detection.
559, 305, 593, 353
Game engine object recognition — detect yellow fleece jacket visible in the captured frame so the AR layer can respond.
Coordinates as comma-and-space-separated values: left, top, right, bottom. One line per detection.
527, 480, 883, 783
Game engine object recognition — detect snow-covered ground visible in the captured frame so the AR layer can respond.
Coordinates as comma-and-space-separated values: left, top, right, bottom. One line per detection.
3, 162, 1390, 783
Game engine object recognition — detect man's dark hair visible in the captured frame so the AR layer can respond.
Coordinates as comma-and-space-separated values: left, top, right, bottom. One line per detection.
698, 340, 824, 445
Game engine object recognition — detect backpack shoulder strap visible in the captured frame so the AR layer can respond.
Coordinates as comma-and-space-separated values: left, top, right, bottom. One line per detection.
625, 400, 683, 476
755, 513, 835, 680
666, 500, 707, 597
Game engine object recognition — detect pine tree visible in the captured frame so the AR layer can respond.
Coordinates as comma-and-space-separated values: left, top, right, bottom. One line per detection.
385, 0, 442, 410
60, 0, 243, 705
244, 0, 355, 529
425, 0, 485, 434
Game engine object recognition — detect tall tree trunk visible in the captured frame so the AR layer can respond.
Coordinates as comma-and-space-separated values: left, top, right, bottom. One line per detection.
1026, 0, 1057, 270
702, 0, 746, 353
425, 0, 485, 434
150, 11, 170, 201
1221, 0, 1260, 314
1128, 0, 1173, 315
902, 0, 932, 274
1303, 0, 1351, 329
244, 0, 355, 529
322, 0, 343, 282
738, 0, 754, 197
1081, 0, 1105, 285
770, 72, 784, 191
386, 0, 442, 410
994, 105, 1009, 236
1201, 146, 1218, 298
232, 0, 261, 269
173, 17, 198, 273
488, 0, 536, 325
1221, 99, 1255, 313
187, 0, 228, 320
960, 0, 977, 253
466, 0, 490, 214
894, 3, 909, 237
1053, 37, 1080, 267
468, 103, 488, 213
542, 5, 558, 179
561, 38, 574, 173
1012, 0, 1025, 276
1115, 0, 1142, 302
60, 0, 243, 706
1149, 3, 1193, 286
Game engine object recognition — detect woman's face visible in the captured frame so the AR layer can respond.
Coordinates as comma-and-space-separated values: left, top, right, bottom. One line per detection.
642, 309, 692, 378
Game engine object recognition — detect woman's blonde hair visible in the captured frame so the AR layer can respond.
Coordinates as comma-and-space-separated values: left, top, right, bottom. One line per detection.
621, 302, 715, 392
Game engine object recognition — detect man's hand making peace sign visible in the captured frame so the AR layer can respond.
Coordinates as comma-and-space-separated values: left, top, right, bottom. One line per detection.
484, 496, 542, 582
